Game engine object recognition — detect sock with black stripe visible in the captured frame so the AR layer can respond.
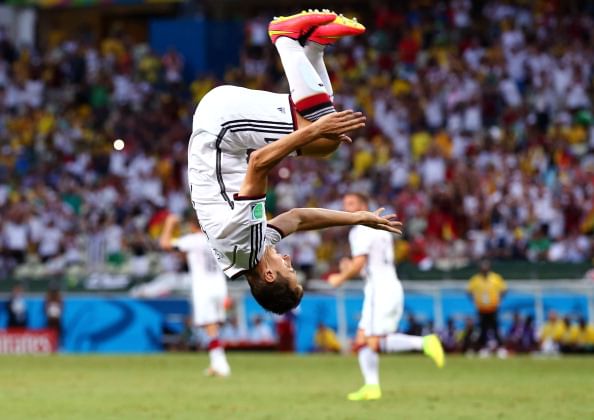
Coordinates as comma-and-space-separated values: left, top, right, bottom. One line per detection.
274, 37, 335, 121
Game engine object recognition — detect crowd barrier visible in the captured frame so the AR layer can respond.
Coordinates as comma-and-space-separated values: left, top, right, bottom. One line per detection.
0, 281, 592, 353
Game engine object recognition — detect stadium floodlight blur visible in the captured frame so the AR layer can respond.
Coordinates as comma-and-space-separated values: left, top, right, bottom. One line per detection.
0, 0, 592, 293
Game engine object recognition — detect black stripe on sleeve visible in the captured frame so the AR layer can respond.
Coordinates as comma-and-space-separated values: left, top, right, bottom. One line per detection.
221, 119, 293, 128
225, 123, 293, 131
267, 223, 286, 238
229, 127, 293, 134
248, 225, 255, 269
215, 127, 234, 209
254, 223, 263, 266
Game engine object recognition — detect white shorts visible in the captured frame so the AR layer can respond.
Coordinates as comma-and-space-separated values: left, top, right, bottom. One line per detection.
191, 282, 227, 326
359, 280, 404, 336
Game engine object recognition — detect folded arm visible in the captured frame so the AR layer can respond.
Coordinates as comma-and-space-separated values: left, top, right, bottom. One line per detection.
238, 111, 365, 197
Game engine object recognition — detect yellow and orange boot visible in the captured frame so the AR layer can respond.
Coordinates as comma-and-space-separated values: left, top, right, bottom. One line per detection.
268, 9, 336, 44
308, 14, 365, 45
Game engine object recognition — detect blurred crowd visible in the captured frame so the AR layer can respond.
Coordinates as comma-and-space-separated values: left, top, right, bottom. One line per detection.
439, 311, 594, 355
1, 0, 594, 281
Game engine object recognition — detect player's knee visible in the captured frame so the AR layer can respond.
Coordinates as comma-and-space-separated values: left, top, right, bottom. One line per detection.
367, 337, 381, 352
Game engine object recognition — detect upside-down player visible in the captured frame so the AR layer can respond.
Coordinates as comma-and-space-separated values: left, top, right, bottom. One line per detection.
160, 213, 231, 377
188, 10, 403, 314
328, 193, 445, 401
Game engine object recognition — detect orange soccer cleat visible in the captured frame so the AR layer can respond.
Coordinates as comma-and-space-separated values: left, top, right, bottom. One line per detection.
268, 9, 337, 44
308, 14, 366, 45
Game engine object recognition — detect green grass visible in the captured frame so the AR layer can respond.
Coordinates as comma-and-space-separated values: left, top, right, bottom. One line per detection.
1, 354, 593, 420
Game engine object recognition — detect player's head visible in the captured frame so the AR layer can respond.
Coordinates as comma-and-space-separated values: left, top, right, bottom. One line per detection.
479, 258, 491, 274
246, 246, 303, 314
343, 192, 369, 212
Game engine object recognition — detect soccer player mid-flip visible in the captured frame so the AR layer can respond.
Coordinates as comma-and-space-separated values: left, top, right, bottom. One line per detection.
188, 10, 402, 314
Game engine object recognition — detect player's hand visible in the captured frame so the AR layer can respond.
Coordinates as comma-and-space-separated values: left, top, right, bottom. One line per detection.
312, 110, 366, 139
328, 273, 344, 287
357, 208, 403, 235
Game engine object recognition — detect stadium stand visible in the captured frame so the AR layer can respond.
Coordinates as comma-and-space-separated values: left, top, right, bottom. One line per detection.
0, 0, 593, 286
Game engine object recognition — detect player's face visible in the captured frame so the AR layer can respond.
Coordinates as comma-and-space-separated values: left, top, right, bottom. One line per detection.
270, 248, 298, 285
343, 195, 366, 213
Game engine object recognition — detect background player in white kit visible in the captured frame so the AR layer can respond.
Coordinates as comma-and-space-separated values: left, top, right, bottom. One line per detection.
160, 213, 231, 377
328, 193, 445, 401
188, 10, 403, 314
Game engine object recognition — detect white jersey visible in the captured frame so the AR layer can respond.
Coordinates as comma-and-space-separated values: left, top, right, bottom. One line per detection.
187, 85, 295, 278
349, 225, 399, 284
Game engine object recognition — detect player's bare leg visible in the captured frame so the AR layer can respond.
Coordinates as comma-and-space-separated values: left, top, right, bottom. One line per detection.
348, 330, 445, 401
381, 333, 445, 368
348, 331, 382, 401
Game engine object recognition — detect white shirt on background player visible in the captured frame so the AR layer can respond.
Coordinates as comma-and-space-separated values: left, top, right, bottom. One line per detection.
172, 232, 227, 296
348, 225, 398, 284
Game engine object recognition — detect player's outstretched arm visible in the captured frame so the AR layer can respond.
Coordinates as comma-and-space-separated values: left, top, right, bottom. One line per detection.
238, 111, 365, 197
159, 213, 180, 251
268, 207, 403, 237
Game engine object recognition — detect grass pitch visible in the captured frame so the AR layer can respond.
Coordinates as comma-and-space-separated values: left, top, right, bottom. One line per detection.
1, 353, 593, 420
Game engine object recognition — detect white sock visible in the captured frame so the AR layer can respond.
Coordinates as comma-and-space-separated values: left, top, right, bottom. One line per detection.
304, 42, 333, 101
209, 347, 231, 375
274, 37, 334, 120
382, 333, 424, 352
358, 346, 379, 385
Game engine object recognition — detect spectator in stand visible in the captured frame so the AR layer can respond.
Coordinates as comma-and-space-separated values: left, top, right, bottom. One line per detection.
460, 316, 478, 354
314, 323, 341, 353
439, 318, 459, 353
576, 317, 594, 353
518, 315, 538, 353
38, 220, 64, 263
404, 313, 424, 336
6, 284, 27, 328
466, 260, 507, 357
505, 312, 523, 352
559, 316, 578, 353
250, 315, 275, 343
44, 288, 63, 341
0, 2, 593, 280
539, 311, 566, 355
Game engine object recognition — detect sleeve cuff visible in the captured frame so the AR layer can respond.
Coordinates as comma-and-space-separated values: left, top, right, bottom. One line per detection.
267, 223, 286, 238
233, 193, 266, 201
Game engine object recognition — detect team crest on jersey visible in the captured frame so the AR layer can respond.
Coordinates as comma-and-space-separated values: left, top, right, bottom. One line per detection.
251, 202, 265, 221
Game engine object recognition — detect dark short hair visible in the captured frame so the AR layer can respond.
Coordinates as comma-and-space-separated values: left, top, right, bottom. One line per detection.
246, 271, 303, 315
344, 192, 370, 205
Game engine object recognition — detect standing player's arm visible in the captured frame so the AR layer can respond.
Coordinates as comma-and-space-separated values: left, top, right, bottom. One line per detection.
159, 214, 180, 251
328, 255, 367, 287
268, 207, 403, 236
238, 111, 365, 197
